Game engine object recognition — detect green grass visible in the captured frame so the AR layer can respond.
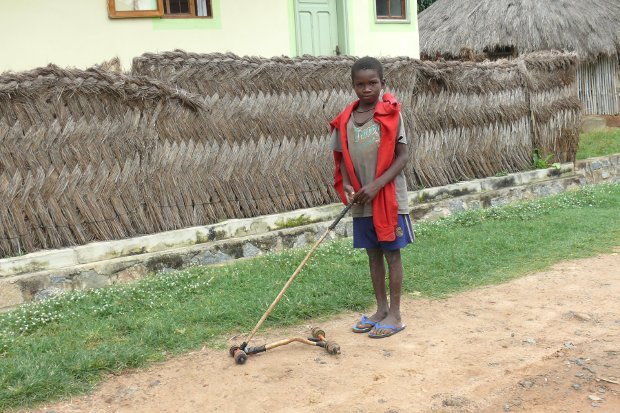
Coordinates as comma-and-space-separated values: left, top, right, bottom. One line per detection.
576, 128, 620, 160
1, 183, 620, 410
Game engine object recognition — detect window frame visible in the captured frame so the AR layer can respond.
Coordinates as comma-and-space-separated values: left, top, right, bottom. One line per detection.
162, 0, 213, 19
108, 0, 213, 19
108, 0, 164, 19
374, 0, 410, 23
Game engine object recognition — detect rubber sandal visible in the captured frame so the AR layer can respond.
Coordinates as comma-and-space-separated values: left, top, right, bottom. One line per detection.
352, 314, 379, 333
368, 323, 406, 338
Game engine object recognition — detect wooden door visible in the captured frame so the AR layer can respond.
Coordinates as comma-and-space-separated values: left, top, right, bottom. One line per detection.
295, 0, 340, 56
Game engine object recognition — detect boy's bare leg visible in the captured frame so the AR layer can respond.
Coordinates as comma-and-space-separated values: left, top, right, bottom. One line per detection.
366, 248, 389, 322
374, 249, 404, 333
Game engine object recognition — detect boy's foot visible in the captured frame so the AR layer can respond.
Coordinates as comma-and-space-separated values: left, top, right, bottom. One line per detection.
368, 323, 406, 338
368, 314, 405, 338
352, 314, 382, 333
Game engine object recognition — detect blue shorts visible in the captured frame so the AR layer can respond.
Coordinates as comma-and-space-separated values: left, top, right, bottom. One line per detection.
352, 214, 415, 251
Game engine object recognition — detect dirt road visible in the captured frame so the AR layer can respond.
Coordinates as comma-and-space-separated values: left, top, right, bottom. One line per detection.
31, 250, 620, 413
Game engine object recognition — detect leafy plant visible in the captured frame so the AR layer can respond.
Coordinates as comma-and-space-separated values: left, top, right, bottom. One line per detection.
532, 149, 554, 169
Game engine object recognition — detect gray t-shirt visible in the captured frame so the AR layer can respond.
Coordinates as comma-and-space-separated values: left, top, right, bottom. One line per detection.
331, 114, 408, 218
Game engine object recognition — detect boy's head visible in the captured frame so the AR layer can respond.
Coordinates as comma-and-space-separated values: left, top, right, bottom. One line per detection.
351, 56, 385, 104
351, 56, 384, 83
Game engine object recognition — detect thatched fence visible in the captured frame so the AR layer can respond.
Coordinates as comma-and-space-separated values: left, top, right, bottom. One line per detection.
577, 56, 619, 115
0, 51, 581, 257
132, 50, 580, 182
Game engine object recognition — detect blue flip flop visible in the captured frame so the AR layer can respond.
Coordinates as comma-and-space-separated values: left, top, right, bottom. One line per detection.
368, 323, 406, 338
352, 315, 379, 333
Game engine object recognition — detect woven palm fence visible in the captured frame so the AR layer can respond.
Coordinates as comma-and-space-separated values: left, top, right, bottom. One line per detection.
132, 50, 581, 182
0, 52, 580, 257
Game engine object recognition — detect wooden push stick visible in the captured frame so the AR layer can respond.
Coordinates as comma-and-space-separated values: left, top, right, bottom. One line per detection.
240, 203, 352, 350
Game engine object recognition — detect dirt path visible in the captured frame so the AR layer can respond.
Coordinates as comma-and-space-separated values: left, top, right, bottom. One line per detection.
30, 250, 620, 413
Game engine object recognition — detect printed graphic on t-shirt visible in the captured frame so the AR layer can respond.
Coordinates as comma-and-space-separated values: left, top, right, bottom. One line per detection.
352, 122, 380, 150
330, 115, 410, 218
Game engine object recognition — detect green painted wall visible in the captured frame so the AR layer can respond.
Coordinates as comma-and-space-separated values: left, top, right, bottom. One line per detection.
289, 0, 298, 56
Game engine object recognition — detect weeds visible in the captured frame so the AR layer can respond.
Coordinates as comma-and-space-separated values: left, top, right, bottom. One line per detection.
274, 214, 319, 229
532, 149, 554, 169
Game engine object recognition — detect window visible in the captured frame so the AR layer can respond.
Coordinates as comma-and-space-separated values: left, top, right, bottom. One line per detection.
108, 0, 163, 18
163, 0, 212, 17
375, 0, 406, 20
108, 0, 212, 19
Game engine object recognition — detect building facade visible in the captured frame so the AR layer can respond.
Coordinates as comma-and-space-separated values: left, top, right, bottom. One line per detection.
1, 0, 420, 72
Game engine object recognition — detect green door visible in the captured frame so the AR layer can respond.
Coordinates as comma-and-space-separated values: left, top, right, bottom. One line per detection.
295, 0, 342, 56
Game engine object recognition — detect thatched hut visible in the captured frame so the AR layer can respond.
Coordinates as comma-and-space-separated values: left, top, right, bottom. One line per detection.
418, 0, 620, 115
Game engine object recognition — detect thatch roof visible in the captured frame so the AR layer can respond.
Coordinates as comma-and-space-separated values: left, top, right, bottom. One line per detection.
419, 0, 620, 60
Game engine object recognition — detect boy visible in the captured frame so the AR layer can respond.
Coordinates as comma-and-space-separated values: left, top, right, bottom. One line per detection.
330, 56, 413, 338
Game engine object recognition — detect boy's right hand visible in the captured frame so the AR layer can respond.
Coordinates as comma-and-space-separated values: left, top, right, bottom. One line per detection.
344, 184, 355, 204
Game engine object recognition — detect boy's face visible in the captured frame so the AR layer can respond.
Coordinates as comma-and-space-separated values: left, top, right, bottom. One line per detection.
352, 69, 385, 105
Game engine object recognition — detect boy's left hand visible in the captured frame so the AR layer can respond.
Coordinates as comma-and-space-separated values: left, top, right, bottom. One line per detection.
353, 181, 382, 204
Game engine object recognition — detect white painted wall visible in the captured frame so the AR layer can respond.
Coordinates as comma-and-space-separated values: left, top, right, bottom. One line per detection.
0, 1, 420, 72
0, 0, 293, 72
345, 0, 420, 58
